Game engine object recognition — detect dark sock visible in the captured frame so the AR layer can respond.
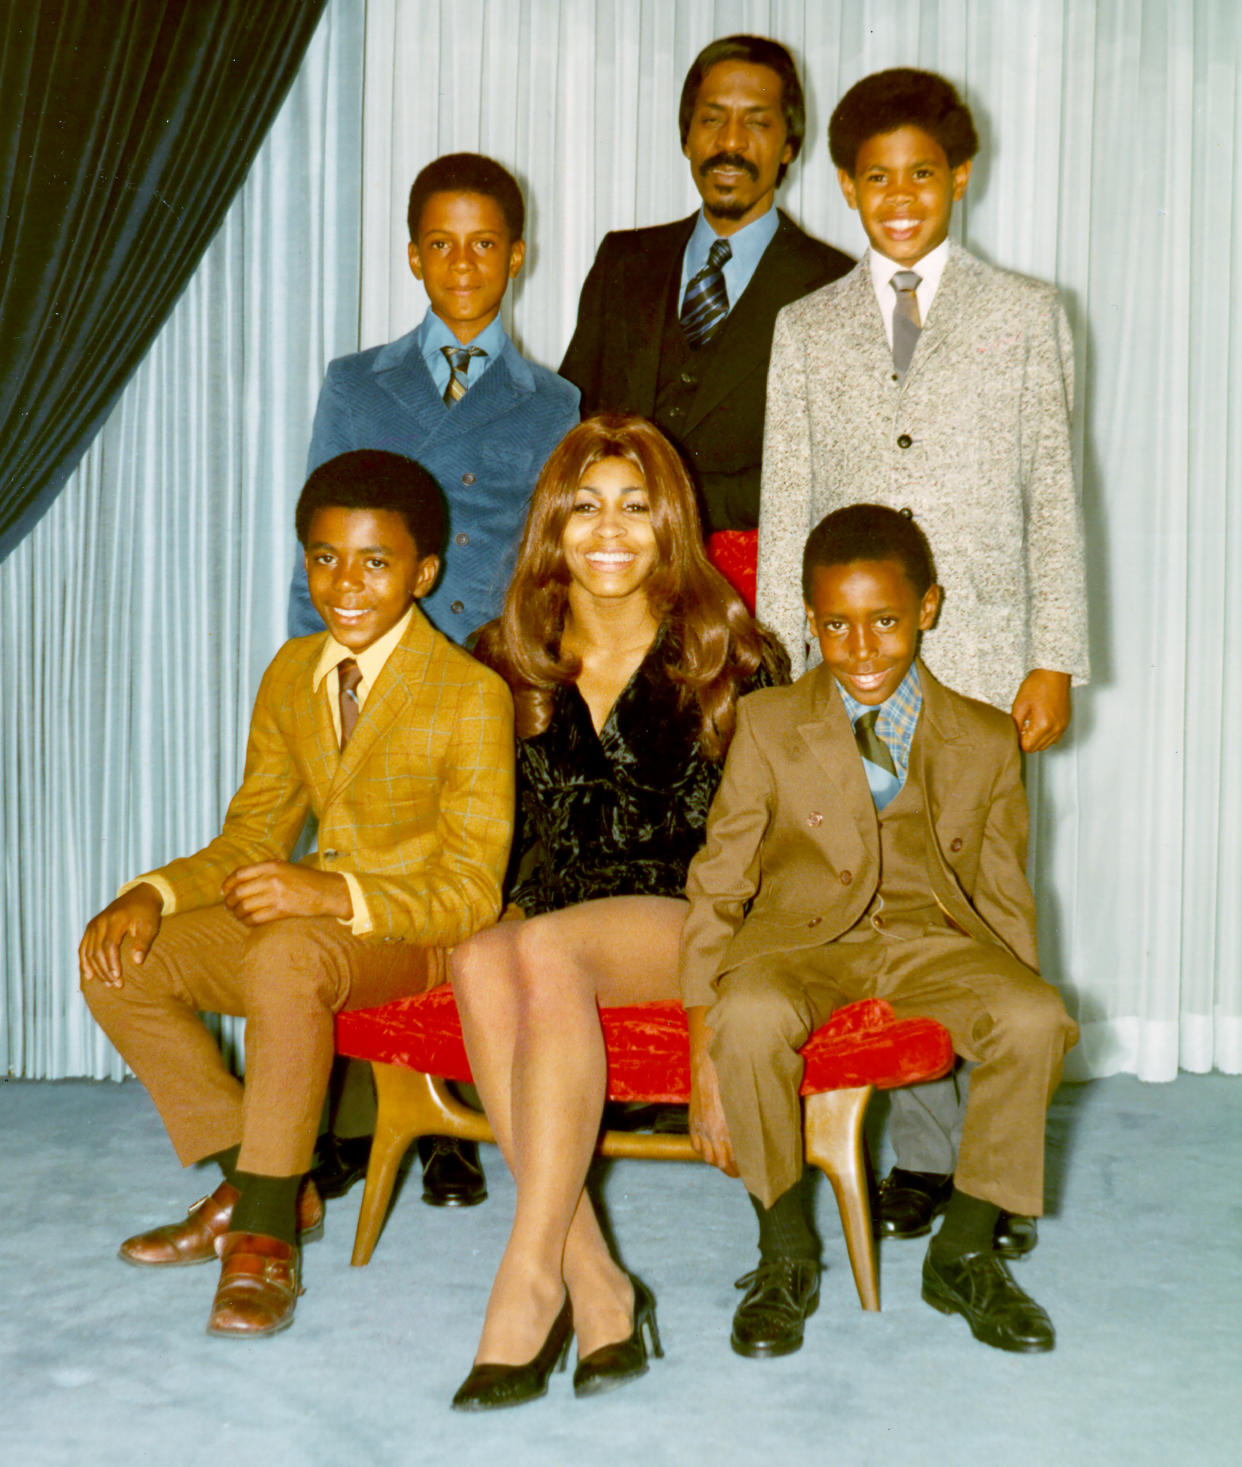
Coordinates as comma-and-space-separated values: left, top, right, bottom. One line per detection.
230, 1172, 301, 1246
749, 1183, 819, 1263
931, 1188, 1000, 1262
206, 1144, 241, 1188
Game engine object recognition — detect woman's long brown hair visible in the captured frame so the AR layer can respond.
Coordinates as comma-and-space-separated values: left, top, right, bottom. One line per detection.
477, 413, 778, 759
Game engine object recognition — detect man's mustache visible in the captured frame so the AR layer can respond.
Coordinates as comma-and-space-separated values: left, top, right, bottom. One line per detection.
698, 152, 759, 181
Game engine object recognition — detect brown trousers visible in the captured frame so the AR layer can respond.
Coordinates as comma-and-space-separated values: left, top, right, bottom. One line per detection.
83, 904, 439, 1176
706, 927, 1077, 1214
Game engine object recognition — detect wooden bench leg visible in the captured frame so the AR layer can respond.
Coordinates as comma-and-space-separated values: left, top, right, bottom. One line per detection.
803, 1085, 879, 1312
350, 1061, 495, 1266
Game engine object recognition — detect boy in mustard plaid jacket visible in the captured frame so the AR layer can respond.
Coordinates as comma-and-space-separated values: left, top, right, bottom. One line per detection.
80, 450, 514, 1339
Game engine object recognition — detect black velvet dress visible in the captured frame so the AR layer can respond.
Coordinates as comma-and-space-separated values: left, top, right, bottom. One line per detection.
510, 635, 783, 917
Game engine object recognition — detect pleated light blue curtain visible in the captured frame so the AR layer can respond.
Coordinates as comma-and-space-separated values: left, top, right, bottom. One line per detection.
0, 0, 367, 1077
2, 0, 1237, 1082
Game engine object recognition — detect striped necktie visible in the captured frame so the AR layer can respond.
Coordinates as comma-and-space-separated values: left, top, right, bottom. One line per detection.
680, 238, 732, 349
441, 345, 486, 405
890, 270, 922, 376
338, 659, 363, 751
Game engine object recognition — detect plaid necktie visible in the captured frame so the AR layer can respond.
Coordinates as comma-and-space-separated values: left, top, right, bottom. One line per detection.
441, 345, 486, 405
680, 238, 732, 349
890, 270, 922, 376
854, 709, 897, 777
338, 658, 363, 751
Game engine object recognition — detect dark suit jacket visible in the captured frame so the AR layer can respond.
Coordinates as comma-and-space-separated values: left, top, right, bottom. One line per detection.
680, 660, 1038, 1009
559, 210, 851, 531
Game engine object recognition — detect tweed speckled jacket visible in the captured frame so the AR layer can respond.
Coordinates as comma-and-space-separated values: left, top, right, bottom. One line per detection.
757, 241, 1090, 712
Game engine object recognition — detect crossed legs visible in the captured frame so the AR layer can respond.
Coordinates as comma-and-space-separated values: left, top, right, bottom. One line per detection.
449, 896, 686, 1364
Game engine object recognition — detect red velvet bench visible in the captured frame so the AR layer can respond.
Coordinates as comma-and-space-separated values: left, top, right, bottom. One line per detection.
335, 987, 953, 1310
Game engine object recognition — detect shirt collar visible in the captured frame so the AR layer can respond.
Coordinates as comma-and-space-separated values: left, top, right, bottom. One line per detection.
683, 204, 780, 283
312, 604, 416, 701
416, 306, 508, 367
867, 236, 951, 305
838, 662, 923, 735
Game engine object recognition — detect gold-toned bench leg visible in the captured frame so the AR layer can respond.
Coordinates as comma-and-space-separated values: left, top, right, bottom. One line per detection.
350, 1061, 495, 1266
803, 1085, 879, 1311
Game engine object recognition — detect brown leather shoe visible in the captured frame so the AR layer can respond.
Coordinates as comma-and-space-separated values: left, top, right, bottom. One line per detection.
118, 1178, 324, 1267
206, 1232, 300, 1338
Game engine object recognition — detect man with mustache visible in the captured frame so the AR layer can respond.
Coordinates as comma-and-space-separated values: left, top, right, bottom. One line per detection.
559, 34, 851, 605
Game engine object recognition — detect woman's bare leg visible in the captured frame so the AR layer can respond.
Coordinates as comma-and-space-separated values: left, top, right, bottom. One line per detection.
450, 896, 685, 1363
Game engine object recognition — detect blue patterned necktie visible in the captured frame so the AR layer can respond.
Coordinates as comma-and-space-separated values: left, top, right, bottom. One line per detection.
890, 270, 922, 376
680, 238, 732, 349
441, 345, 486, 404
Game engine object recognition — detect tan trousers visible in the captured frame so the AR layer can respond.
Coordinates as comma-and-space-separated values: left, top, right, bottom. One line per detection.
83, 904, 439, 1176
706, 928, 1077, 1215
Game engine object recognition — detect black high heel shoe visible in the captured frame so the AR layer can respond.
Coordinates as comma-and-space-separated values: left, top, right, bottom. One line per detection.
451, 1295, 574, 1412
572, 1275, 663, 1398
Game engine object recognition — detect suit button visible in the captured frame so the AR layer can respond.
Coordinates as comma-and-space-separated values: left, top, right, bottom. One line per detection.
839, 870, 852, 885
454, 532, 469, 546
873, 915, 885, 928
461, 472, 476, 485
950, 837, 964, 852
808, 916, 822, 928
680, 371, 698, 386
666, 406, 683, 418
450, 601, 464, 614
807, 811, 823, 828
323, 850, 338, 860
897, 433, 913, 449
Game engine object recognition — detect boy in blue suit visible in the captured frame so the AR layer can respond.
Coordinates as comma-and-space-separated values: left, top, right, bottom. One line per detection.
287, 154, 577, 1205
288, 153, 579, 643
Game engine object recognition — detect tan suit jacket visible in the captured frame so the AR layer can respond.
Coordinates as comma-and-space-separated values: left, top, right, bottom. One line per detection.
142, 608, 515, 948
757, 242, 1089, 709
680, 660, 1037, 1009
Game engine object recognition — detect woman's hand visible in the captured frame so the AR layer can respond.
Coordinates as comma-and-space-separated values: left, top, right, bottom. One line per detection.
687, 1006, 738, 1176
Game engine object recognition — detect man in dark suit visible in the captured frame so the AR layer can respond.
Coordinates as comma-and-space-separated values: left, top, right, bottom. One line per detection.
559, 33, 851, 573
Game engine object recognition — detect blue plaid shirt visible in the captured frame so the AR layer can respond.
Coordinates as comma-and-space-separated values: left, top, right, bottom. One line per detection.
839, 664, 923, 809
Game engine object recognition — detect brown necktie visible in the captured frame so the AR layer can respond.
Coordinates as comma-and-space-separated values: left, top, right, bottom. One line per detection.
441, 345, 486, 404
338, 658, 363, 750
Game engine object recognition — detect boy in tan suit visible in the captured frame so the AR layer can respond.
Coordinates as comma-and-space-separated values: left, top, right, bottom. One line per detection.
682, 505, 1077, 1358
80, 450, 514, 1338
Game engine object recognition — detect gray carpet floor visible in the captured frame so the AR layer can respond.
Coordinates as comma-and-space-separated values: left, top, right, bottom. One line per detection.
2, 1072, 1238, 1467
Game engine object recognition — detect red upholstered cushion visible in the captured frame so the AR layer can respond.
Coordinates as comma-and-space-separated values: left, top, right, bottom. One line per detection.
706, 529, 757, 613
335, 987, 953, 1104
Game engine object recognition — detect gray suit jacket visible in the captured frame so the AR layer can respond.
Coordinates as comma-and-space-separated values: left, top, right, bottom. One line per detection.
756, 242, 1089, 710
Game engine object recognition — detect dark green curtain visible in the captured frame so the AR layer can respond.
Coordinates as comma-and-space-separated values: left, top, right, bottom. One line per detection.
0, 0, 329, 560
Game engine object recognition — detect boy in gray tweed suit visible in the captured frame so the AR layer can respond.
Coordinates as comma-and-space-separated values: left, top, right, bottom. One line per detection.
756, 69, 1088, 1246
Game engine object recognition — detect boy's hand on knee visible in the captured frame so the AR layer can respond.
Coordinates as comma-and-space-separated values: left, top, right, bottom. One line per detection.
78, 884, 163, 988
221, 861, 351, 925
1011, 669, 1072, 752
687, 1009, 739, 1177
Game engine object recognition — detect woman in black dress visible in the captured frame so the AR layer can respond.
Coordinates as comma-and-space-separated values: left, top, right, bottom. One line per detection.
450, 414, 785, 1410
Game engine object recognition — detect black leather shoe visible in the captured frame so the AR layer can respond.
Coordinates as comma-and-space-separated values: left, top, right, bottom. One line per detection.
994, 1211, 1038, 1259
419, 1135, 487, 1207
874, 1168, 954, 1239
452, 1295, 573, 1411
730, 1257, 820, 1359
922, 1247, 1055, 1353
573, 1275, 663, 1398
310, 1134, 371, 1201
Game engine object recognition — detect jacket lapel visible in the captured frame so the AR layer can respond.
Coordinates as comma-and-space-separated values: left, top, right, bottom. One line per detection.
905, 241, 977, 383
794, 667, 878, 865
323, 614, 434, 806
622, 215, 695, 413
